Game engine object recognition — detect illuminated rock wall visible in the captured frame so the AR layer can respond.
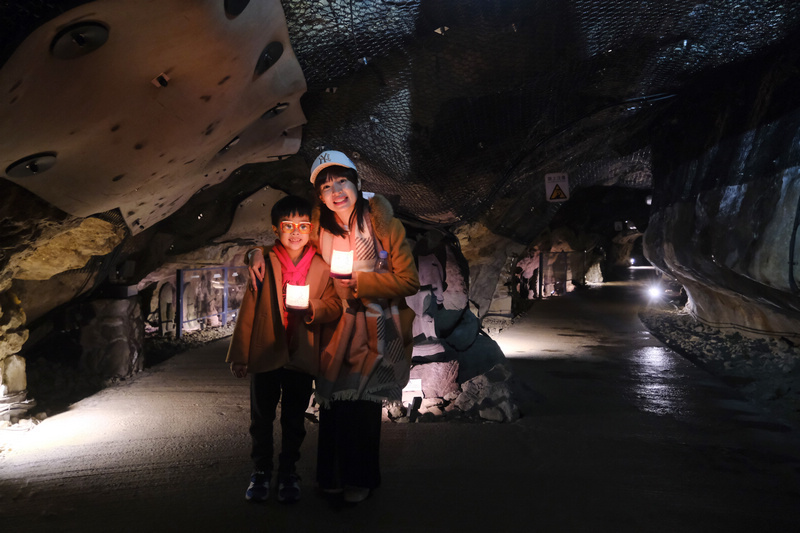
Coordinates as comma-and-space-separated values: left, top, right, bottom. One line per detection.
0, 292, 28, 396
645, 45, 800, 340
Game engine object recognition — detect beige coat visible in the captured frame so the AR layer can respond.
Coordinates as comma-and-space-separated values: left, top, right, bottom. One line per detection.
226, 246, 342, 375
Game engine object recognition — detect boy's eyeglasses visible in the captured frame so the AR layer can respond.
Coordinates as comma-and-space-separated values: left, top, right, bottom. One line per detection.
280, 221, 313, 234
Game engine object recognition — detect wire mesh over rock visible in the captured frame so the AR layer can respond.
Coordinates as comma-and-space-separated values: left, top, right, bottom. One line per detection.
283, 0, 800, 241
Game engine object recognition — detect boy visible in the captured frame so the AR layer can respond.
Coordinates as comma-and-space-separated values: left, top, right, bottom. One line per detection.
226, 195, 341, 503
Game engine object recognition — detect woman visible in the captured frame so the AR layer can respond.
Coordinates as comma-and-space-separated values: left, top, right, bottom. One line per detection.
312, 149, 419, 504
249, 150, 419, 503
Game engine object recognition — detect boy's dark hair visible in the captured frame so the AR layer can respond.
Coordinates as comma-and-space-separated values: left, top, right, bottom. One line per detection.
313, 166, 368, 237
271, 195, 312, 227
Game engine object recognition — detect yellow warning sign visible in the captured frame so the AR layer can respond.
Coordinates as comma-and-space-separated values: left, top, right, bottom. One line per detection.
550, 184, 567, 200
545, 173, 569, 202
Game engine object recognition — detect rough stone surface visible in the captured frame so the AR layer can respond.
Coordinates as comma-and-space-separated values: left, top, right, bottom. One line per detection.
451, 363, 519, 422
0, 292, 29, 393
80, 298, 144, 379
455, 333, 508, 383
640, 305, 800, 427
0, 354, 27, 395
409, 360, 460, 399
454, 222, 525, 319
645, 51, 800, 343
12, 218, 126, 281
10, 272, 102, 324
442, 244, 469, 311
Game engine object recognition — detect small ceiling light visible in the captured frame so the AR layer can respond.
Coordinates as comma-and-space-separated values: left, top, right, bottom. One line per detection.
151, 73, 170, 87
5, 152, 57, 178
50, 22, 109, 59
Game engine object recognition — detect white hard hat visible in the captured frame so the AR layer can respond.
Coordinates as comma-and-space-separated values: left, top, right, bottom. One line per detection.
309, 150, 358, 186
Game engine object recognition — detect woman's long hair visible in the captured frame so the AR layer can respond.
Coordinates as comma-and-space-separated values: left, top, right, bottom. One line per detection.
314, 166, 368, 237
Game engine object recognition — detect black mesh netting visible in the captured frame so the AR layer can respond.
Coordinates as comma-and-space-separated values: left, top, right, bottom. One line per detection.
283, 0, 800, 240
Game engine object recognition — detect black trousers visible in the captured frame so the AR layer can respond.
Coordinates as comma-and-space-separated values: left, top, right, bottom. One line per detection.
316, 400, 382, 490
249, 368, 313, 475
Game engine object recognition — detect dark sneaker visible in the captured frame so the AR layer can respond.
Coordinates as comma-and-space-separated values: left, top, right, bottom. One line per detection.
245, 470, 270, 502
277, 473, 301, 503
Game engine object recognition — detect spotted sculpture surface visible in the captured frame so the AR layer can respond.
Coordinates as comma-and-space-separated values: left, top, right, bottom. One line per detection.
0, 0, 306, 235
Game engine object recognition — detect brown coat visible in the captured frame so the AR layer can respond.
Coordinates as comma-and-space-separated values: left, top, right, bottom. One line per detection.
226, 246, 342, 375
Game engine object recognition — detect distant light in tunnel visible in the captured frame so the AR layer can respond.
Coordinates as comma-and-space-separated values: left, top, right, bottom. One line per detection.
630, 258, 636, 265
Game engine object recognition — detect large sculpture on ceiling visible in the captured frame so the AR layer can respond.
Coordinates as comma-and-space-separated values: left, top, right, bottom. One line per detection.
0, 0, 306, 235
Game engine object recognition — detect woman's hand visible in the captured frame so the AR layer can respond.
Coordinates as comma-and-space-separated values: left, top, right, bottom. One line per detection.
334, 277, 358, 299
230, 363, 248, 378
248, 248, 266, 290
337, 278, 357, 289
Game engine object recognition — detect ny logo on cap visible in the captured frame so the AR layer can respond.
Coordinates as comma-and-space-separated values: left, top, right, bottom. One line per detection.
317, 152, 332, 164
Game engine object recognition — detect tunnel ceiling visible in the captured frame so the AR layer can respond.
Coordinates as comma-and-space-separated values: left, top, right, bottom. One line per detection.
2, 0, 800, 251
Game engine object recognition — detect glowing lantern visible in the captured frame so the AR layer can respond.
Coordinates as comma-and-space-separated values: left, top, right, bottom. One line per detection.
286, 284, 310, 309
330, 250, 354, 279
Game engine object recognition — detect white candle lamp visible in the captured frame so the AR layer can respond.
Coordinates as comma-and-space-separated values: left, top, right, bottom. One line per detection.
285, 283, 310, 310
330, 250, 354, 279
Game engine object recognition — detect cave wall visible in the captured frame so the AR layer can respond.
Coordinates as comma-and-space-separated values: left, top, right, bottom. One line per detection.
645, 36, 800, 340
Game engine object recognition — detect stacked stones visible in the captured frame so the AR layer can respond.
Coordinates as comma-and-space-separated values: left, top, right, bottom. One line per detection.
394, 230, 520, 423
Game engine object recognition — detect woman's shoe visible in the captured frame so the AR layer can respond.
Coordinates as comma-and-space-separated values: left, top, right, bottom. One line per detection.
343, 486, 370, 503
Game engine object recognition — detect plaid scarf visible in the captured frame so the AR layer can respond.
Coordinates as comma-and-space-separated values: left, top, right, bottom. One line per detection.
316, 214, 409, 406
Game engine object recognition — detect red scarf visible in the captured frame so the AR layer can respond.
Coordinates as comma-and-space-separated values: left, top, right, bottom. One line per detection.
273, 243, 316, 335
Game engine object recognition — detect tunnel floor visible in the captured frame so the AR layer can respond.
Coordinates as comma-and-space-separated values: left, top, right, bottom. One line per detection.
2, 277, 800, 532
